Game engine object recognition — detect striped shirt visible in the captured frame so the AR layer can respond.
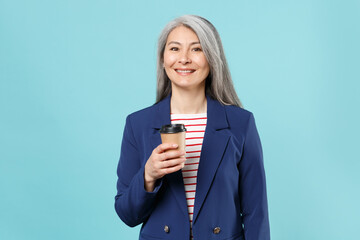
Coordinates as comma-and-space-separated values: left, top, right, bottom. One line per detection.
170, 112, 207, 240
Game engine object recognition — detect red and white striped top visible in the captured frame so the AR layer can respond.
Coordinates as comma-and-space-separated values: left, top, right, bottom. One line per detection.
170, 112, 207, 240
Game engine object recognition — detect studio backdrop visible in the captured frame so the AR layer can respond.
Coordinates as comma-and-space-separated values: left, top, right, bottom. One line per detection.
0, 0, 359, 239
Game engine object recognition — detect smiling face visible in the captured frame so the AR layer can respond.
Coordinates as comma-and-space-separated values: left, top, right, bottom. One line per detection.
163, 26, 210, 91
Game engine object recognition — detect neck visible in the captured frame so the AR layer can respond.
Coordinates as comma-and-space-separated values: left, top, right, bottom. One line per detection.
170, 87, 207, 114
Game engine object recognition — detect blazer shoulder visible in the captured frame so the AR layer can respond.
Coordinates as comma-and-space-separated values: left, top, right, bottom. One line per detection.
223, 105, 259, 142
126, 103, 157, 123
224, 105, 254, 125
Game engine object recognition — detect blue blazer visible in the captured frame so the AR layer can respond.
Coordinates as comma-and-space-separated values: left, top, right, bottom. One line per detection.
115, 93, 270, 240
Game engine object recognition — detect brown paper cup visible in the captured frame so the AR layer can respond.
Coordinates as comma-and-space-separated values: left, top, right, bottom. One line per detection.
159, 124, 187, 168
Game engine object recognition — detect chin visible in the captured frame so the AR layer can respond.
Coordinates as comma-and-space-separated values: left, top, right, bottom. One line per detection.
171, 81, 204, 91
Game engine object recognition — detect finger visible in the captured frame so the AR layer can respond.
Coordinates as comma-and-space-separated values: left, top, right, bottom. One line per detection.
155, 143, 179, 154
159, 150, 186, 161
161, 163, 185, 175
160, 157, 186, 169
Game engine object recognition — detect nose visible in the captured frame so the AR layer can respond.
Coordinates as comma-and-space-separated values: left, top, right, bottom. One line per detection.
178, 51, 191, 64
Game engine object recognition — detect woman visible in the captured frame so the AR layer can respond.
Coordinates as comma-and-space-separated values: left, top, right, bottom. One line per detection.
115, 15, 270, 240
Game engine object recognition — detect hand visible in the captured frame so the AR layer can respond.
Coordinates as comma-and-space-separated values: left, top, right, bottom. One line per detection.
144, 143, 186, 192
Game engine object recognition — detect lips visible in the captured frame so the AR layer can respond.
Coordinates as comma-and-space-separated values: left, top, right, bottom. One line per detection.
176, 69, 195, 73
175, 68, 196, 75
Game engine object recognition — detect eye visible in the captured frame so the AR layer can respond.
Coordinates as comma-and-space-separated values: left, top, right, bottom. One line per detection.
192, 47, 202, 52
170, 47, 179, 51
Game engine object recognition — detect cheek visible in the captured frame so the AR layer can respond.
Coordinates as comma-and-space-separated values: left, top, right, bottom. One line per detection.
195, 55, 209, 69
163, 53, 177, 67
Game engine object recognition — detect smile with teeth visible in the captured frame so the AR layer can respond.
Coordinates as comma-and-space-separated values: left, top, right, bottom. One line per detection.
176, 69, 195, 72
175, 69, 196, 75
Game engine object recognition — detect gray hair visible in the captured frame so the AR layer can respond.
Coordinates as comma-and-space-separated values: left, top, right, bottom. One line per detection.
155, 15, 243, 108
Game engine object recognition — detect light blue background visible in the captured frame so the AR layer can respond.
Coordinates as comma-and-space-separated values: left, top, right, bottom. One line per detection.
1, 0, 359, 239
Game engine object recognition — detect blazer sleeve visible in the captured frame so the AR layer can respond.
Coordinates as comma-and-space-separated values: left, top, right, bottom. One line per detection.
114, 114, 163, 227
239, 113, 271, 240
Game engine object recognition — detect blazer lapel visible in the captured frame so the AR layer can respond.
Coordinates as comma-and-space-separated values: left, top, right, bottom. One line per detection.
150, 93, 189, 219
192, 95, 230, 224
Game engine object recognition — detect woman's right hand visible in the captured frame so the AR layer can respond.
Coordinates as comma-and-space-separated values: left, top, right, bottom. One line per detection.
144, 143, 186, 192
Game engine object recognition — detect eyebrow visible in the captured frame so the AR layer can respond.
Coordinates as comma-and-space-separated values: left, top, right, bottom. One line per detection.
167, 41, 200, 46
